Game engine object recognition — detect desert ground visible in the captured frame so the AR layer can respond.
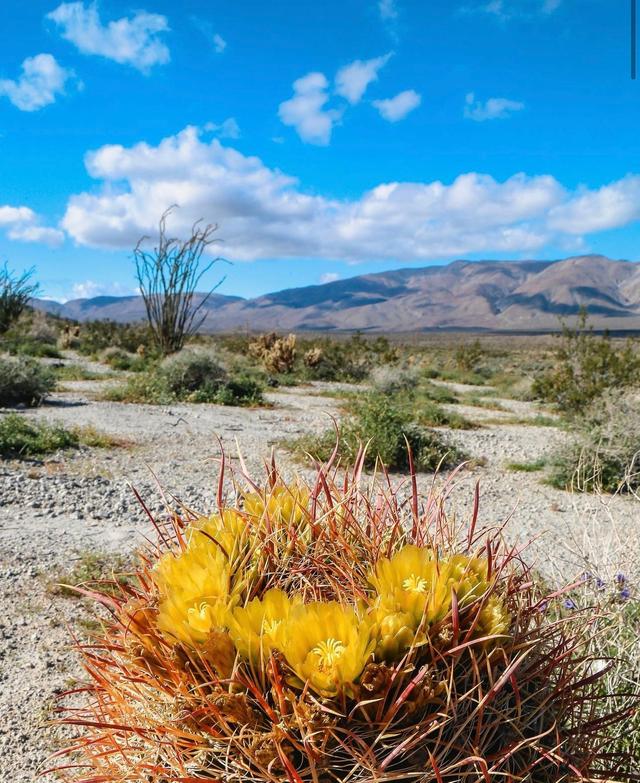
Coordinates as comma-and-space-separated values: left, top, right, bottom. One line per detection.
1, 349, 638, 781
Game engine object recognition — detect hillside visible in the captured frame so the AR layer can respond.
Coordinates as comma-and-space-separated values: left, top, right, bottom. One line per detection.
33, 255, 640, 332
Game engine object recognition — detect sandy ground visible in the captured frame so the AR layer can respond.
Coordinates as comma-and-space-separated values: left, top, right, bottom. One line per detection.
1, 374, 639, 781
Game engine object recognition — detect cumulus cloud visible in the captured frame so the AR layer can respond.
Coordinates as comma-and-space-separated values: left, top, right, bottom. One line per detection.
464, 92, 525, 121
320, 272, 341, 284
204, 117, 240, 139
278, 72, 342, 145
548, 177, 640, 234
47, 2, 170, 73
335, 53, 392, 104
58, 126, 640, 263
0, 203, 64, 246
0, 54, 73, 111
213, 33, 227, 53
378, 0, 398, 20
373, 89, 421, 121
69, 280, 135, 300
0, 206, 36, 225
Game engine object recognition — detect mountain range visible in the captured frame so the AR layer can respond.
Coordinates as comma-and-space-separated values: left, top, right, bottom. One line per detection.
34, 255, 640, 333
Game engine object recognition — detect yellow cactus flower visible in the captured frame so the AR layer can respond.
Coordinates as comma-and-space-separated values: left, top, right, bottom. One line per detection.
370, 606, 419, 661
192, 509, 252, 569
370, 545, 509, 646
276, 602, 375, 696
476, 594, 510, 640
154, 531, 236, 647
244, 484, 310, 527
229, 588, 299, 663
370, 545, 440, 624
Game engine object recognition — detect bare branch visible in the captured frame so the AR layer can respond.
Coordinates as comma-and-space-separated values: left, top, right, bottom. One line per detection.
134, 207, 225, 355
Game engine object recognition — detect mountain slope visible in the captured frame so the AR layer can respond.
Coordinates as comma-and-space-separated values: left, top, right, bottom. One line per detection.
32, 255, 640, 332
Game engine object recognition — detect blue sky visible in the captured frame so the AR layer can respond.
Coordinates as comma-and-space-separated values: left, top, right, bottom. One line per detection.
0, 0, 639, 301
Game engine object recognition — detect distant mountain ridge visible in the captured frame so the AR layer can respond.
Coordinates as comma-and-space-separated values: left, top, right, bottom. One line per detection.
33, 255, 640, 332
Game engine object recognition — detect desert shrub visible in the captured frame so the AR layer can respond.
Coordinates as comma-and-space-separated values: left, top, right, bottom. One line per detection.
291, 392, 464, 471
103, 372, 173, 405
454, 338, 483, 371
0, 356, 55, 407
548, 390, 640, 493
208, 375, 264, 406
370, 364, 421, 395
2, 335, 61, 358
100, 346, 148, 372
105, 352, 264, 407
159, 350, 228, 396
76, 320, 155, 357
0, 264, 38, 334
2, 307, 62, 357
532, 312, 640, 416
52, 459, 635, 782
0, 413, 78, 457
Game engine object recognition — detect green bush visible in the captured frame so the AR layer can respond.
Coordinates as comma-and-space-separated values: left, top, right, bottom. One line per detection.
100, 346, 148, 372
159, 351, 227, 397
289, 392, 464, 472
104, 351, 264, 407
532, 311, 640, 416
548, 391, 640, 493
454, 338, 483, 372
76, 320, 154, 357
0, 357, 55, 407
0, 413, 78, 457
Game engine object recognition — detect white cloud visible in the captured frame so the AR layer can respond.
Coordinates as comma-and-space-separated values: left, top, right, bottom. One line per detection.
373, 89, 421, 121
278, 72, 341, 145
464, 92, 525, 121
335, 53, 392, 104
0, 206, 36, 225
204, 117, 240, 139
320, 272, 341, 284
59, 127, 640, 264
69, 280, 134, 300
8, 225, 65, 245
378, 0, 398, 20
213, 33, 227, 53
476, 0, 562, 19
0, 203, 64, 246
0, 54, 73, 111
548, 177, 640, 234
47, 2, 170, 73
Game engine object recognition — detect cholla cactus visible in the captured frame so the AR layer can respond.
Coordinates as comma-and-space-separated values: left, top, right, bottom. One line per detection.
249, 332, 297, 374
51, 454, 635, 782
303, 346, 324, 368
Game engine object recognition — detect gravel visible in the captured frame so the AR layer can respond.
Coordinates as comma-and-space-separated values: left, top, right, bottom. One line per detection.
1, 376, 638, 781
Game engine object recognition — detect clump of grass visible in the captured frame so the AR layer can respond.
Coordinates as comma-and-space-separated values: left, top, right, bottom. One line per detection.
289, 392, 465, 471
0, 413, 127, 458
413, 399, 477, 430
0, 356, 55, 407
506, 458, 547, 473
50, 551, 132, 599
0, 413, 78, 457
548, 390, 640, 493
52, 363, 110, 381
